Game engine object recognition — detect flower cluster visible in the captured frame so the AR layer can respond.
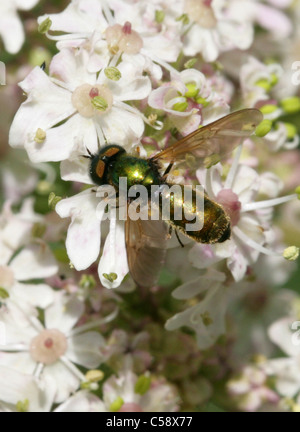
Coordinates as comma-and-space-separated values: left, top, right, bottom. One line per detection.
0, 0, 300, 412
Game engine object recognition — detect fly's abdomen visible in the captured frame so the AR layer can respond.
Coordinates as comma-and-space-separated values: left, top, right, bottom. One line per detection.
160, 183, 231, 244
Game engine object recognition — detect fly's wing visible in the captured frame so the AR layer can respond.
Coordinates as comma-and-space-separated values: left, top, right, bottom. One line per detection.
125, 216, 168, 288
151, 109, 263, 168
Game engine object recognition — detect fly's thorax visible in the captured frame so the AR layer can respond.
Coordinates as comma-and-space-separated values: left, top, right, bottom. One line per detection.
109, 156, 162, 191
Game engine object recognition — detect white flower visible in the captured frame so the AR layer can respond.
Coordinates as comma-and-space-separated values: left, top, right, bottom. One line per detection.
182, 0, 254, 62
0, 199, 49, 266
9, 48, 151, 163
227, 365, 279, 412
0, 0, 40, 54
0, 370, 102, 412
240, 57, 299, 151
0, 292, 110, 403
57, 369, 180, 412
56, 188, 129, 289
0, 367, 56, 412
101, 369, 179, 412
38, 0, 182, 65
54, 390, 105, 413
0, 150, 39, 204
190, 154, 297, 281
263, 313, 300, 398
165, 269, 230, 350
0, 243, 57, 312
240, 56, 283, 108
109, 0, 183, 63
229, 0, 292, 40
148, 68, 229, 136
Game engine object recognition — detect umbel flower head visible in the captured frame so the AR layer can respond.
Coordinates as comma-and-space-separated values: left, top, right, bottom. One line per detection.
9, 48, 152, 163
0, 290, 116, 403
3, 0, 300, 413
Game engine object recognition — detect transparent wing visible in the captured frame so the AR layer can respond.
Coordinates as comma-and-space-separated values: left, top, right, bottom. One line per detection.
151, 109, 263, 168
125, 216, 168, 288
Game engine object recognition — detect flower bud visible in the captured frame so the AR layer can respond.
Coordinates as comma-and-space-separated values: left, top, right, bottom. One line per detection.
185, 83, 199, 98
48, 192, 62, 210
259, 104, 278, 115
281, 97, 300, 114
38, 18, 52, 34
110, 397, 124, 412
172, 101, 188, 112
284, 122, 297, 139
283, 246, 299, 261
255, 119, 272, 137
85, 370, 105, 383
155, 10, 165, 23
104, 67, 122, 81
135, 374, 151, 395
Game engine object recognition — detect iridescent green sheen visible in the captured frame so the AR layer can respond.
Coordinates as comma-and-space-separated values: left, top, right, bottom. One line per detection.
108, 156, 161, 190
160, 184, 231, 244
89, 145, 231, 244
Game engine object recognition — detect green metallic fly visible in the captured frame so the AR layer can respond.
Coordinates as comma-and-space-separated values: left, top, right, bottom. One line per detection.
86, 109, 263, 287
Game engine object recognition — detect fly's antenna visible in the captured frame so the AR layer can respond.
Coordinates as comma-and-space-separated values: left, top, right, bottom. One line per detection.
81, 148, 93, 159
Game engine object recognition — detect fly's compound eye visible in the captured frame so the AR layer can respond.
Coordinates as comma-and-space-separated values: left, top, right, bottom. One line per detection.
89, 144, 126, 185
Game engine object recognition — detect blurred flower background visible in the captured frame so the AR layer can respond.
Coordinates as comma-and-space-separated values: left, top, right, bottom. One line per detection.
0, 0, 300, 412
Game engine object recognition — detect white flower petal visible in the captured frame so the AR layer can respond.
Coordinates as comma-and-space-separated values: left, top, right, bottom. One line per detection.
166, 285, 229, 350
184, 27, 219, 62
67, 332, 106, 369
143, 33, 182, 63
12, 283, 55, 310
9, 67, 75, 150
45, 293, 84, 335
107, 61, 151, 102
25, 114, 97, 163
50, 49, 97, 89
60, 158, 92, 185
15, 0, 39, 10
172, 270, 226, 300
0, 352, 36, 376
227, 246, 248, 282
103, 371, 138, 407
189, 242, 231, 269
38, 0, 107, 34
263, 358, 300, 398
99, 219, 129, 289
56, 189, 102, 271
1, 218, 32, 253
0, 367, 56, 412
0, 242, 13, 267
0, 301, 38, 346
268, 318, 300, 357
55, 391, 105, 412
100, 107, 145, 145
232, 166, 259, 204
0, 11, 24, 54
9, 244, 58, 281
42, 361, 80, 404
